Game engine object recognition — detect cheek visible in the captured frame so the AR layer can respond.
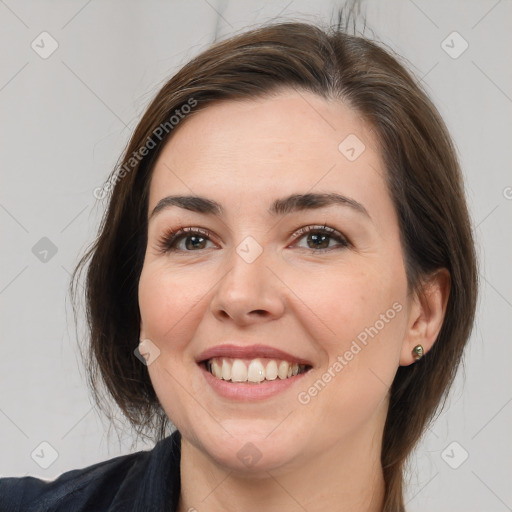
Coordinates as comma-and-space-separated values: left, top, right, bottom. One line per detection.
300, 264, 407, 400
302, 265, 406, 348
138, 263, 212, 430
138, 262, 210, 347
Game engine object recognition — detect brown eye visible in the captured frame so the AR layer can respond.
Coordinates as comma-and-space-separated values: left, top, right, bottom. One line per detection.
175, 233, 209, 251
157, 227, 215, 253
292, 225, 349, 251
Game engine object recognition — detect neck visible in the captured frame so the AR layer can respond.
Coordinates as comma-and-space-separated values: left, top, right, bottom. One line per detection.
177, 419, 386, 512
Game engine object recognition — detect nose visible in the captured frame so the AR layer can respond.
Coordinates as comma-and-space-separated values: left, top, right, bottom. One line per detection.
209, 242, 286, 325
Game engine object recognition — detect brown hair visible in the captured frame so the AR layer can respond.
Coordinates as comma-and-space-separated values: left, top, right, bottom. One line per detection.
71, 16, 478, 512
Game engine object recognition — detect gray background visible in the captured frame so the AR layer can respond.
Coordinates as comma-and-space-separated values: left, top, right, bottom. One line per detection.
1, 0, 511, 510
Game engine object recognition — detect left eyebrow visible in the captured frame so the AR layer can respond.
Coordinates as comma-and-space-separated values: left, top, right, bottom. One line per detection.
149, 192, 371, 222
269, 192, 370, 219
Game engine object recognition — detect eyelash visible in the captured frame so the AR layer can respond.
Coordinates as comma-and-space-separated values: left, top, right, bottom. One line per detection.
156, 224, 350, 254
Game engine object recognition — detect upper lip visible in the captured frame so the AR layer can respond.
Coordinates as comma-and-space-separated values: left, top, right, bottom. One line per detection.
196, 344, 313, 366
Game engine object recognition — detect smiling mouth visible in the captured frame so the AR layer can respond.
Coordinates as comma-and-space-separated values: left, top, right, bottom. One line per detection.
201, 357, 312, 384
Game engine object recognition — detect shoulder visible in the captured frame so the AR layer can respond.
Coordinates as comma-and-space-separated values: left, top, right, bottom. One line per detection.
0, 430, 181, 512
0, 450, 143, 512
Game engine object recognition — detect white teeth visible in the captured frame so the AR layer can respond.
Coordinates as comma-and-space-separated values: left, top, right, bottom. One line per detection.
211, 359, 222, 379
247, 359, 265, 383
265, 360, 278, 380
207, 357, 308, 383
221, 359, 231, 380
231, 359, 247, 382
278, 361, 289, 380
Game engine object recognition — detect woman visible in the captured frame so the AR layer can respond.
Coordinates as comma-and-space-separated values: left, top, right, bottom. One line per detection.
0, 17, 477, 512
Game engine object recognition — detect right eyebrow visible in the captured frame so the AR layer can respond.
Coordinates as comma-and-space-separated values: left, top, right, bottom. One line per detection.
149, 195, 223, 221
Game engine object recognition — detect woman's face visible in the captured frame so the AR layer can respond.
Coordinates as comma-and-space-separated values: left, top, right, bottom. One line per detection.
138, 89, 414, 474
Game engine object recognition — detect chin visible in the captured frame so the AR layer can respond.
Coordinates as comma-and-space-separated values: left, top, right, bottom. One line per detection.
188, 420, 306, 475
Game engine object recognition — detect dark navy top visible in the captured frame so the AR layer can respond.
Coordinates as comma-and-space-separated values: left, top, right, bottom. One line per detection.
0, 430, 181, 512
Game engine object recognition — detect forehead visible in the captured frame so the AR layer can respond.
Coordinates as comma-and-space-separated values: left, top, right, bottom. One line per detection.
148, 90, 389, 221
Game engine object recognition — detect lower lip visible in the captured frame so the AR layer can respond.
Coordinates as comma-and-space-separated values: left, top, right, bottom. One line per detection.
199, 364, 310, 401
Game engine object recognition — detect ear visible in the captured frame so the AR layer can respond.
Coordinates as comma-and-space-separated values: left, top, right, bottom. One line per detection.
399, 268, 451, 366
